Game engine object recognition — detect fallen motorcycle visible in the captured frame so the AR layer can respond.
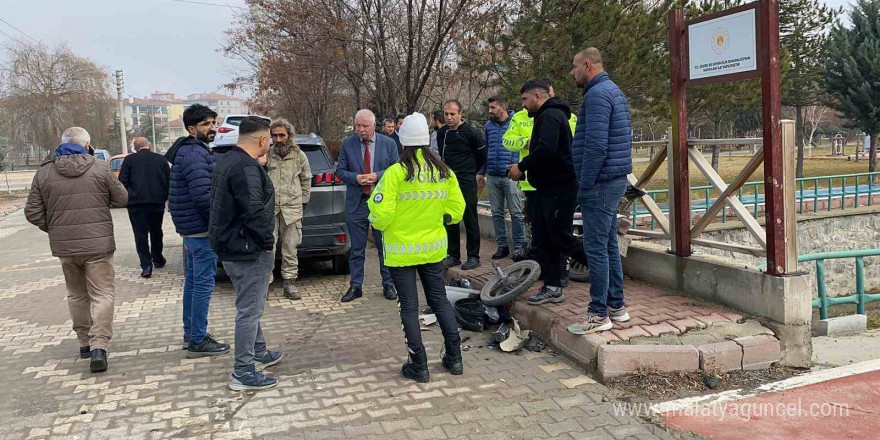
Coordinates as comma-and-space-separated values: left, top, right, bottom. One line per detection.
479, 260, 541, 306
441, 260, 542, 331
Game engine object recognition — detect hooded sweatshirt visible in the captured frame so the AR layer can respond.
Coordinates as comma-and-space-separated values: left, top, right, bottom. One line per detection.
517, 97, 577, 195
25, 143, 129, 256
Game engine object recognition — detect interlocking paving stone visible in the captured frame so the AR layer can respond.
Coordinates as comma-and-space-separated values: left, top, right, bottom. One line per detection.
0, 210, 667, 439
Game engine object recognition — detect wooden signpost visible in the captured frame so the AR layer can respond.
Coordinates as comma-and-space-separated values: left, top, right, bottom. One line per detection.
668, 0, 794, 275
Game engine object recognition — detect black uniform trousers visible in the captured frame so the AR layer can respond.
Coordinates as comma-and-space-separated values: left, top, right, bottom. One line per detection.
531, 189, 588, 287
445, 174, 480, 260
127, 203, 166, 269
390, 261, 460, 351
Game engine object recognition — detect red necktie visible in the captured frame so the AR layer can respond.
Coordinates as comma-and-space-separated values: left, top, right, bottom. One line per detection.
363, 140, 372, 195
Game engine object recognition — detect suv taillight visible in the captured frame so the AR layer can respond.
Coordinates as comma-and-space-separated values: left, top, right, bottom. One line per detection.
217, 127, 234, 133
314, 172, 341, 186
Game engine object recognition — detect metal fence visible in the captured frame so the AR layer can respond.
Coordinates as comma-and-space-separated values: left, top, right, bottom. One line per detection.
758, 249, 880, 319
631, 171, 879, 231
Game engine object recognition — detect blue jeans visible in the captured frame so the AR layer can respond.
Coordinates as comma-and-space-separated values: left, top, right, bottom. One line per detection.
487, 175, 525, 249
579, 177, 628, 317
182, 237, 218, 344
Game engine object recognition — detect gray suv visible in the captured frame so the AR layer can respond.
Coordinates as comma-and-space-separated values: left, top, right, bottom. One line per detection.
287, 134, 350, 273
207, 133, 349, 279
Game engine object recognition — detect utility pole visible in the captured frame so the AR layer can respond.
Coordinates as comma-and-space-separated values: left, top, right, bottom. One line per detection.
151, 110, 156, 149
115, 69, 127, 155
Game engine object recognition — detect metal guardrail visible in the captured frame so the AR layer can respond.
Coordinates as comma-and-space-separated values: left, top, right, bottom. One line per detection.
758, 249, 880, 320
806, 249, 880, 320
631, 171, 879, 231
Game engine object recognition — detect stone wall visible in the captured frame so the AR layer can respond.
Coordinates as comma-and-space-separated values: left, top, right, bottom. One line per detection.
637, 206, 880, 299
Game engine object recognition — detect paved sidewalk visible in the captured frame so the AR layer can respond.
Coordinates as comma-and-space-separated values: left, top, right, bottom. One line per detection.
0, 209, 680, 440
448, 237, 746, 370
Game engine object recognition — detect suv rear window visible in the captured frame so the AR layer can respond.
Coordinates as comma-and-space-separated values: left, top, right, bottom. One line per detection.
300, 144, 331, 171
223, 116, 270, 127
224, 117, 244, 126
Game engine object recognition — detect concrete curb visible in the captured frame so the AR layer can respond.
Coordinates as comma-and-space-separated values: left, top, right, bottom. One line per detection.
812, 314, 867, 336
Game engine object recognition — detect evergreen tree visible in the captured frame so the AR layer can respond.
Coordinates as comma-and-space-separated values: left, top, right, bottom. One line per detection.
780, 0, 838, 177
826, 0, 880, 174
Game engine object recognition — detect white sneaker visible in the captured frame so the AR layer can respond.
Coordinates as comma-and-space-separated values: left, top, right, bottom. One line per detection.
567, 312, 613, 335
608, 305, 631, 322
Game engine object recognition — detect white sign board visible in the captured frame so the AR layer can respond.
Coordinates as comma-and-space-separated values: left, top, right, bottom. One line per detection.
688, 9, 758, 80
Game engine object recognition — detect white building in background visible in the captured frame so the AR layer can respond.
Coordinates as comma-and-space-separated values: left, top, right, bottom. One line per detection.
121, 91, 250, 148
184, 93, 249, 119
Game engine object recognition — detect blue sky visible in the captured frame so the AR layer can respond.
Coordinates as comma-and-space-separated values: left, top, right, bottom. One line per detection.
0, 0, 250, 99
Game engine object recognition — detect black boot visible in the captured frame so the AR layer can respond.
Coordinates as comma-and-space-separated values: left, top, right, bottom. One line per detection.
401, 346, 430, 383
90, 349, 108, 373
492, 246, 510, 260
442, 337, 463, 375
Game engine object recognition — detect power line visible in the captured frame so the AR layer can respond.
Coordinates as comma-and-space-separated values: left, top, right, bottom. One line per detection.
0, 28, 27, 47
166, 0, 246, 10
0, 16, 40, 44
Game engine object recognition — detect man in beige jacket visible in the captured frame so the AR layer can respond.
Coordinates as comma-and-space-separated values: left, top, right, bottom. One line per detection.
25, 127, 128, 373
266, 118, 311, 299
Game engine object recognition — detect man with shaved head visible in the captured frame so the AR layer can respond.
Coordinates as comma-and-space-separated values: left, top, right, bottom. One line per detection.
567, 47, 633, 335
335, 109, 400, 302
119, 137, 171, 278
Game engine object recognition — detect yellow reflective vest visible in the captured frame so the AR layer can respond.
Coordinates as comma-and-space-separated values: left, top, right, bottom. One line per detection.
502, 108, 577, 191
368, 150, 466, 267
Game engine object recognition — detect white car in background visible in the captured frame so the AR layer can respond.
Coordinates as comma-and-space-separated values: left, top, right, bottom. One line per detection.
212, 114, 271, 147
93, 149, 111, 161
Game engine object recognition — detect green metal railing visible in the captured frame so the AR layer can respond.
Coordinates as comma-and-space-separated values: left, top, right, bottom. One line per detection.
631, 171, 879, 230
756, 249, 879, 319
800, 249, 880, 320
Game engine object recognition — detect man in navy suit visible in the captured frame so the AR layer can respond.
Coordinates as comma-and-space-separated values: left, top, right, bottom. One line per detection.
336, 109, 400, 302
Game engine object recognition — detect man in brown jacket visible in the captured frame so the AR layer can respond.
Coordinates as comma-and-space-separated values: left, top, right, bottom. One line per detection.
25, 127, 128, 373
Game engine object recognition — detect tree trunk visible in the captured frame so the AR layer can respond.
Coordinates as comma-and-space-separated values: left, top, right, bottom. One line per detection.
711, 119, 721, 171
871, 133, 878, 176
795, 105, 804, 178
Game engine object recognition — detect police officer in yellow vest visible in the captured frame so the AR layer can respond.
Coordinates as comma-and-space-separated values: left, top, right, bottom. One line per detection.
368, 113, 466, 383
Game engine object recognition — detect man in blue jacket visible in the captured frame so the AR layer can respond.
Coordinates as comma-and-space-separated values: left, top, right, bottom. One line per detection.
165, 104, 230, 357
484, 95, 524, 259
335, 109, 400, 303
566, 48, 634, 335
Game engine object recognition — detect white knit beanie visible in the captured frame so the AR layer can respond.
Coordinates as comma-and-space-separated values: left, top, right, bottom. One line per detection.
398, 113, 431, 147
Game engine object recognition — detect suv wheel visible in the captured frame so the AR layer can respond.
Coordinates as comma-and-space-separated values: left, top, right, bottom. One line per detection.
333, 253, 350, 275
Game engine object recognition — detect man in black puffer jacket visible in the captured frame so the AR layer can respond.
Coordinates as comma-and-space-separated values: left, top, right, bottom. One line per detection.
209, 116, 282, 392
508, 79, 588, 305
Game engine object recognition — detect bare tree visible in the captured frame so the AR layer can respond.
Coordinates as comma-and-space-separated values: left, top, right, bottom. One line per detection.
223, 0, 485, 135
803, 105, 828, 156
0, 43, 112, 162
